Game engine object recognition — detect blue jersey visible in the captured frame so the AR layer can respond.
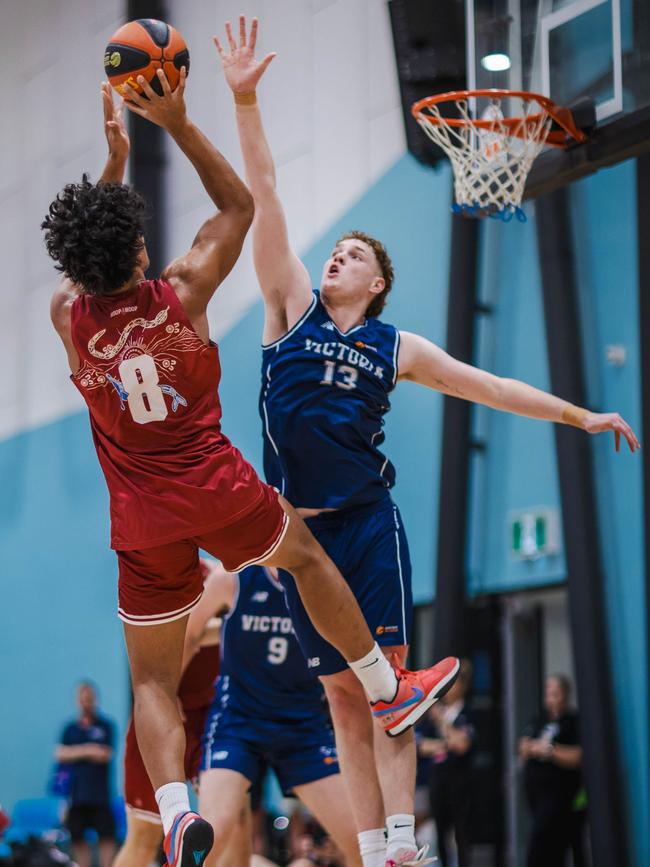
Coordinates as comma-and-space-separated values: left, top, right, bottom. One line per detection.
215, 565, 327, 728
260, 291, 400, 509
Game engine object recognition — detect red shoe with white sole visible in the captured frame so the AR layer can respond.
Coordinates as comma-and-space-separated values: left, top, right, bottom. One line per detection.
163, 811, 213, 867
372, 656, 460, 737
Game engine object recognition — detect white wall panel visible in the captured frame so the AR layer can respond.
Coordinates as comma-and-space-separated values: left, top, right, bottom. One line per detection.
1, 0, 125, 440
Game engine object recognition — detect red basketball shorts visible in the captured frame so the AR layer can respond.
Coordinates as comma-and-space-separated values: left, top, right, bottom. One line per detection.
117, 481, 288, 626
123, 707, 208, 822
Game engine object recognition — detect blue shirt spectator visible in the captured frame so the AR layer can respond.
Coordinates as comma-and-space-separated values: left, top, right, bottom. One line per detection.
55, 681, 116, 867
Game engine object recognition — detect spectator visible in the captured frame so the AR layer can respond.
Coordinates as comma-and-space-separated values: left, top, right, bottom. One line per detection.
55, 681, 115, 867
518, 674, 583, 867
420, 660, 475, 867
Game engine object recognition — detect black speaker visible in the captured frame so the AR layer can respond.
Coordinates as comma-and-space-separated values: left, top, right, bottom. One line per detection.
388, 0, 467, 167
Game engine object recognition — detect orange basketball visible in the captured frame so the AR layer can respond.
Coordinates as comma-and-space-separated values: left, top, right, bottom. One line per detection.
104, 19, 189, 96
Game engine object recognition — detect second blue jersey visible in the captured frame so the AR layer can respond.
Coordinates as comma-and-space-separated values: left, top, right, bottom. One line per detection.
260, 291, 400, 509
215, 565, 328, 728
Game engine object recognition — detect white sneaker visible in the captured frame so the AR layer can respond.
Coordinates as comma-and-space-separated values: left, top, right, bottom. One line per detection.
386, 844, 438, 866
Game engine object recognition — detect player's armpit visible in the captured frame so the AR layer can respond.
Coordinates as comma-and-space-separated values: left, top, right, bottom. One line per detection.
51, 280, 82, 373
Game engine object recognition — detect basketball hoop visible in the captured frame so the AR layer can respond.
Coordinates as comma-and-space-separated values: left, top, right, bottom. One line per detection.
411, 89, 587, 222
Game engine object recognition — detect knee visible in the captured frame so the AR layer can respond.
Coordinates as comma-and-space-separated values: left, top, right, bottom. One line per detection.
282, 534, 324, 577
131, 675, 178, 704
200, 808, 238, 851
324, 675, 370, 726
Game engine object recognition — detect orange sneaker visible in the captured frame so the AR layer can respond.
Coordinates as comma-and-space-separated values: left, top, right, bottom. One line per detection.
371, 656, 460, 737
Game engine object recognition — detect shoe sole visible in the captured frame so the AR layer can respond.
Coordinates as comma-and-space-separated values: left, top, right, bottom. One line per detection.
172, 816, 214, 867
386, 657, 461, 738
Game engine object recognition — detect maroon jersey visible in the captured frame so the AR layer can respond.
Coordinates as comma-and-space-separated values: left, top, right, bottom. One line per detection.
70, 279, 262, 550
179, 645, 220, 711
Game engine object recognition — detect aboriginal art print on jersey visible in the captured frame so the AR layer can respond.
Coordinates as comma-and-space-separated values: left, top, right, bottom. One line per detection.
75, 305, 199, 414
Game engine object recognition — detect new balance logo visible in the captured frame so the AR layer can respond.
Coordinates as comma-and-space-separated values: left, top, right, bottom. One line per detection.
251, 591, 269, 602
308, 657, 321, 668
321, 321, 336, 331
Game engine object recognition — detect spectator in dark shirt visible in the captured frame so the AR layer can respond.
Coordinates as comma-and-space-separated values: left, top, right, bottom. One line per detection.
55, 681, 116, 867
420, 660, 475, 867
519, 674, 583, 867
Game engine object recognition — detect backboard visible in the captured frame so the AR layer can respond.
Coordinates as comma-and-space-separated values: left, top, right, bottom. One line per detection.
465, 0, 650, 195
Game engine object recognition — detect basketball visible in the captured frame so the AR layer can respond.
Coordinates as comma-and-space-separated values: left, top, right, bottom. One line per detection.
104, 19, 189, 96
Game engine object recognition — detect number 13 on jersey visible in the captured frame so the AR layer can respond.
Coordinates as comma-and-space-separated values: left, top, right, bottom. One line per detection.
320, 360, 358, 390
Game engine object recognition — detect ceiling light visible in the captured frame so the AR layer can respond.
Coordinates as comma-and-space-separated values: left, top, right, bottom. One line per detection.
480, 53, 512, 72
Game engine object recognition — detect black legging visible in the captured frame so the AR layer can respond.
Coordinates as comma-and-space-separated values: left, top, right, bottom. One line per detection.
429, 772, 473, 867
525, 793, 576, 867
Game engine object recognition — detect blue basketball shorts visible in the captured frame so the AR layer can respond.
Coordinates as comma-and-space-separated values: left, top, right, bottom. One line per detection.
201, 709, 339, 795
280, 497, 413, 677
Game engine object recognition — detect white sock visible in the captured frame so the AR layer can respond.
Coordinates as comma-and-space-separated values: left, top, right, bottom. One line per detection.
154, 781, 190, 835
358, 828, 387, 867
386, 814, 417, 861
348, 643, 398, 703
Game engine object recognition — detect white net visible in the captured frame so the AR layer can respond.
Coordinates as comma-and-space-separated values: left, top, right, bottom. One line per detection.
416, 96, 553, 221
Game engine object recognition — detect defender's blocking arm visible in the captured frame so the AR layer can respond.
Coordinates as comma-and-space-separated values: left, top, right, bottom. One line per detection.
398, 330, 640, 452
215, 16, 312, 343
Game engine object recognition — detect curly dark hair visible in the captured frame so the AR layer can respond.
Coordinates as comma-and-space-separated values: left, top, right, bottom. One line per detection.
337, 230, 394, 318
41, 174, 147, 295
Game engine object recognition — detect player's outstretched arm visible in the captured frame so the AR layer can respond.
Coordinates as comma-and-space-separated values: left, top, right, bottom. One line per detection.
123, 68, 254, 325
398, 330, 640, 453
215, 16, 312, 343
50, 86, 129, 368
99, 82, 129, 184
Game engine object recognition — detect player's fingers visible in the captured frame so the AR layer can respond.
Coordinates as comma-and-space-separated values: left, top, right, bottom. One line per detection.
249, 17, 258, 51
259, 52, 277, 74
213, 35, 226, 58
122, 82, 145, 105
137, 74, 158, 101
156, 67, 172, 96
123, 99, 147, 118
225, 21, 237, 52
102, 84, 114, 118
178, 66, 187, 96
239, 14, 246, 48
624, 425, 640, 451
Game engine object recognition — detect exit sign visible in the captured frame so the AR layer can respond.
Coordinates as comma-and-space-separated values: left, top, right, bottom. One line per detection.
509, 508, 560, 561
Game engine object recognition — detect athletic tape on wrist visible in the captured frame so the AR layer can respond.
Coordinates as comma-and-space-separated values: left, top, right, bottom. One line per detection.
234, 91, 257, 106
561, 404, 588, 428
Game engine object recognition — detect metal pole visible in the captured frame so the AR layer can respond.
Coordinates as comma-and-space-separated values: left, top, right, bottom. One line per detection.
535, 187, 630, 867
433, 209, 479, 661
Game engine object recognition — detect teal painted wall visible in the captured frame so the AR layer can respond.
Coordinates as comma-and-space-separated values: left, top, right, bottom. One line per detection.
467, 212, 566, 594
569, 159, 648, 867
0, 414, 129, 814
217, 154, 453, 605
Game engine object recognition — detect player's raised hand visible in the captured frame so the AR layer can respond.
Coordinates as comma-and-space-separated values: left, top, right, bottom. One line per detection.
214, 16, 276, 94
582, 411, 640, 452
101, 82, 129, 161
122, 67, 188, 134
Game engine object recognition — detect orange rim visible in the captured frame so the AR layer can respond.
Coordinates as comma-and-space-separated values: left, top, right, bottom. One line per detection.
411, 88, 588, 148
